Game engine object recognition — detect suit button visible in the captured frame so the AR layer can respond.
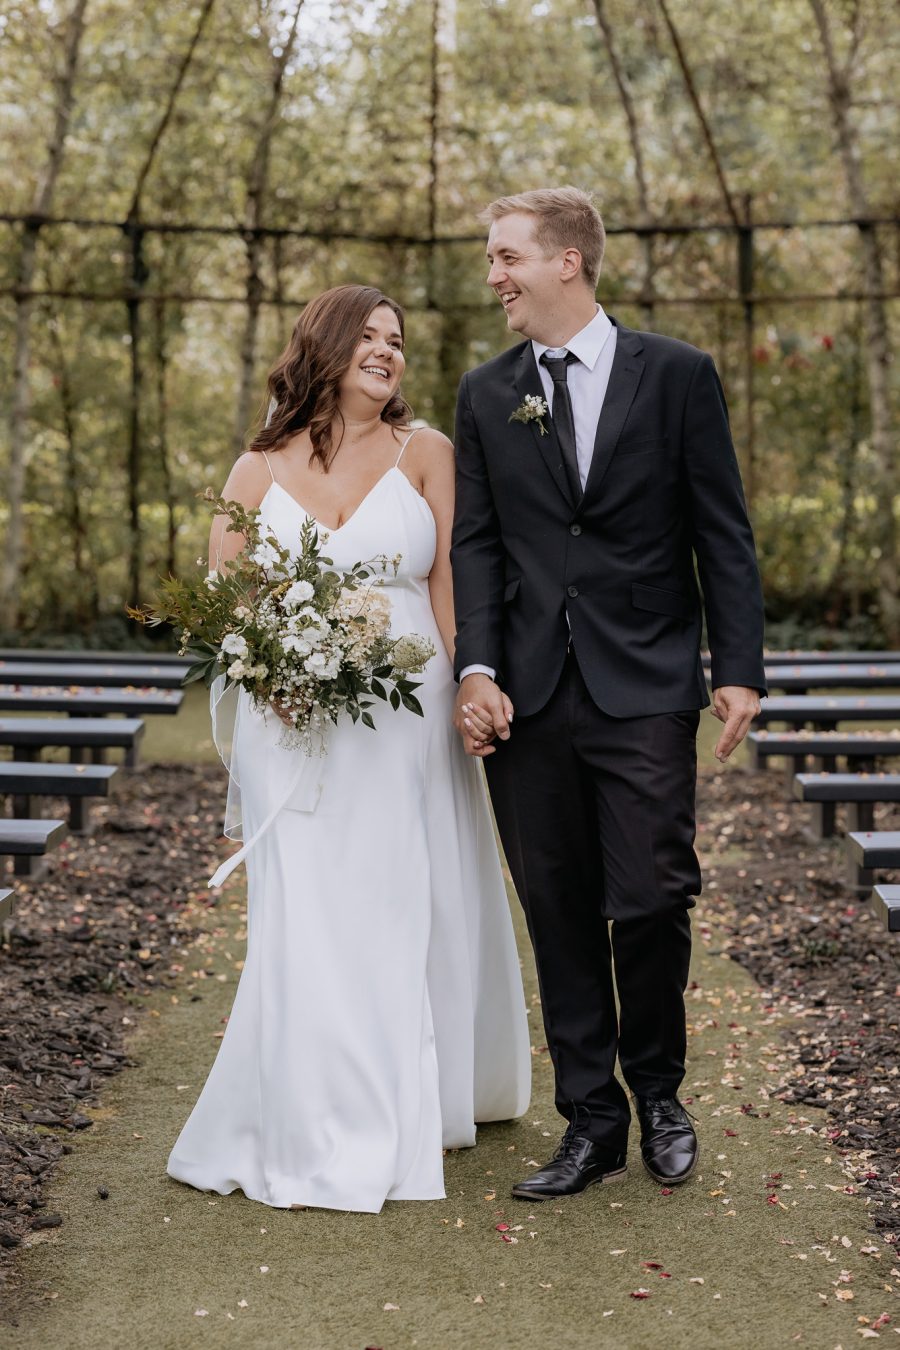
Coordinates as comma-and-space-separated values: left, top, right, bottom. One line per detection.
567, 585, 579, 598
569, 524, 582, 536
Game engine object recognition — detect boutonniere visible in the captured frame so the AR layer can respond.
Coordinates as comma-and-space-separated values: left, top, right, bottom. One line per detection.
509, 394, 549, 436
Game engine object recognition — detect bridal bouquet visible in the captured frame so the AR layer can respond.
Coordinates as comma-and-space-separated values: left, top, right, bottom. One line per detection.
129, 491, 435, 750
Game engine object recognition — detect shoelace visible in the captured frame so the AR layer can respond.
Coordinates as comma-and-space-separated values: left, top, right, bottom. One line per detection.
642, 1097, 698, 1124
553, 1121, 582, 1159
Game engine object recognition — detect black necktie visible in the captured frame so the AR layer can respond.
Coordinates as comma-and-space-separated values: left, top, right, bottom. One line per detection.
540, 350, 581, 502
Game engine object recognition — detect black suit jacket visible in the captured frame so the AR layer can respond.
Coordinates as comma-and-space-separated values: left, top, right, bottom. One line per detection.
450, 319, 767, 719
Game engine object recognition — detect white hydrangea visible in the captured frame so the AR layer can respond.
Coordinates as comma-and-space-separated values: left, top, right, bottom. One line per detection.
282, 633, 314, 657
221, 632, 249, 657
304, 650, 340, 680
250, 539, 280, 570
282, 579, 315, 608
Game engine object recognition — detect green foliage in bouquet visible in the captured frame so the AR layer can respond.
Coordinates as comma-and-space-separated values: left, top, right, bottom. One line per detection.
128, 491, 435, 745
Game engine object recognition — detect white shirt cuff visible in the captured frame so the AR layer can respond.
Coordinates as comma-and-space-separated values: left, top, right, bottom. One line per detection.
459, 664, 496, 682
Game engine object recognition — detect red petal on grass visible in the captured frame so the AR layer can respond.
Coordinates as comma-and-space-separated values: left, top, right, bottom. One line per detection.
660, 1187, 674, 1196
724, 1129, 739, 1137
495, 1223, 510, 1232
642, 1262, 664, 1270
766, 1194, 779, 1205
630, 1289, 651, 1299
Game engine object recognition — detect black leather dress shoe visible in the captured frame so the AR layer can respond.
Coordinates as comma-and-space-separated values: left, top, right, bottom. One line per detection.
511, 1125, 627, 1201
635, 1096, 698, 1184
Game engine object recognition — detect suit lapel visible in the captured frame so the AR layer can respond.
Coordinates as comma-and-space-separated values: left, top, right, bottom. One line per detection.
513, 343, 576, 511
578, 320, 645, 512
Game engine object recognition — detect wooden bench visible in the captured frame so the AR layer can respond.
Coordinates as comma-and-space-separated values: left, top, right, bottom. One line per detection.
0, 761, 117, 834
0, 660, 187, 690
0, 818, 67, 878
764, 663, 900, 694
793, 771, 900, 839
0, 687, 183, 716
748, 729, 900, 779
0, 716, 145, 767
704, 650, 900, 668
0, 888, 12, 924
755, 696, 900, 730
846, 830, 900, 890
872, 884, 900, 933
0, 642, 190, 664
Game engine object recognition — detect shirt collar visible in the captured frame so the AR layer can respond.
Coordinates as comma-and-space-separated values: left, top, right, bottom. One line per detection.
532, 304, 613, 372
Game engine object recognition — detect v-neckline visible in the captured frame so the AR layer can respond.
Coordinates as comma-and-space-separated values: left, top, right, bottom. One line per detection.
263, 466, 400, 534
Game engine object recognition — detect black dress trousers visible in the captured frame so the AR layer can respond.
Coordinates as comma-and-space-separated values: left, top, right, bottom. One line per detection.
485, 648, 699, 1150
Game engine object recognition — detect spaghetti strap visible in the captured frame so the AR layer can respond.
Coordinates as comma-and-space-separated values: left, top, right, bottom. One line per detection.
260, 450, 276, 484
395, 425, 424, 468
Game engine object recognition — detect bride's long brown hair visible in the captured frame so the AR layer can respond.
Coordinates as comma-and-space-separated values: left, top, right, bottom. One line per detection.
247, 285, 413, 471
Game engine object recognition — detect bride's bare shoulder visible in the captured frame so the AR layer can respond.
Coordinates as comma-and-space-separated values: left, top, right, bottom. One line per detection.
219, 450, 275, 509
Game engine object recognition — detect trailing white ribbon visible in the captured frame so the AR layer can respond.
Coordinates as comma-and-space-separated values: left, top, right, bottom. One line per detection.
207, 726, 326, 890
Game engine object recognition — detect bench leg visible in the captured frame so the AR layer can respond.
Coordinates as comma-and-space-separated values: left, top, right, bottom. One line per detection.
812, 801, 836, 839
69, 744, 86, 764
124, 742, 140, 769
69, 797, 89, 834
12, 793, 35, 821
784, 754, 806, 790
848, 801, 875, 833
13, 854, 42, 879
849, 855, 874, 892
90, 745, 106, 765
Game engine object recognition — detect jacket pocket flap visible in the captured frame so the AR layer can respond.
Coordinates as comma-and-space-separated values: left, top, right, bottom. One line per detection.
504, 577, 521, 603
614, 436, 668, 456
631, 582, 688, 618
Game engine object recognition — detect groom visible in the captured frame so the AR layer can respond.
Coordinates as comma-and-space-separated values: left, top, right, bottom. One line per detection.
450, 187, 766, 1200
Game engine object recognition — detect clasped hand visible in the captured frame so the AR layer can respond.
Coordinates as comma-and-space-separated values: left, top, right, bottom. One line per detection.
454, 673, 514, 757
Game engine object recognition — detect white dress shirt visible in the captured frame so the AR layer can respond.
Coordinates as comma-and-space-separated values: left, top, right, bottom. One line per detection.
460, 306, 618, 684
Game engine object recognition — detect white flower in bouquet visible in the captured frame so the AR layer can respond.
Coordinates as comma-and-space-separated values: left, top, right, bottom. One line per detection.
390, 634, 436, 673
227, 658, 248, 679
221, 632, 249, 658
250, 539, 280, 570
283, 579, 315, 608
305, 650, 341, 680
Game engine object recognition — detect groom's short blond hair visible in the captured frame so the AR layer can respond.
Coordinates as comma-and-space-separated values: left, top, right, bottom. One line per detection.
480, 187, 606, 289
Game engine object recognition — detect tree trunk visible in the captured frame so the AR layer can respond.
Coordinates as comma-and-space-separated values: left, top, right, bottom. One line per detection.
810, 0, 898, 642
1, 0, 89, 630
153, 299, 177, 578
233, 1, 305, 456
591, 0, 658, 323
49, 318, 96, 623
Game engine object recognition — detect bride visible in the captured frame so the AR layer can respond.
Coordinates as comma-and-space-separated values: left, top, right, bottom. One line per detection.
167, 284, 531, 1213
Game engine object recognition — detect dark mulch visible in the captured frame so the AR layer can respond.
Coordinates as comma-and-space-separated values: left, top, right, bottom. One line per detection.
0, 756, 896, 1303
698, 764, 899, 1245
0, 762, 225, 1294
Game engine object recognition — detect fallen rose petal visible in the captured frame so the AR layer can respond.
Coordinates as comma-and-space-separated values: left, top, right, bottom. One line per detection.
660, 1187, 674, 1196
194, 1310, 209, 1317
495, 1222, 510, 1232
383, 1302, 400, 1311
689, 1277, 705, 1284
871, 1314, 891, 1329
642, 1261, 664, 1270
630, 1289, 651, 1299
473, 1295, 485, 1305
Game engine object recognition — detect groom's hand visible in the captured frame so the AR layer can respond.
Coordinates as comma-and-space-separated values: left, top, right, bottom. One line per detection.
455, 674, 513, 757
711, 685, 761, 762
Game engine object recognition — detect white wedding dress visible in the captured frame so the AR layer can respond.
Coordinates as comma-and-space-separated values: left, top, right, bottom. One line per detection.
167, 431, 531, 1213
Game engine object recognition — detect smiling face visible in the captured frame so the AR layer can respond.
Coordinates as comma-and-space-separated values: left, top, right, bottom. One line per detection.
340, 303, 406, 409
486, 211, 589, 344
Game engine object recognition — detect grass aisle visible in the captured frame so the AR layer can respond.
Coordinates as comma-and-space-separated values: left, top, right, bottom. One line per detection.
7, 874, 895, 1349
